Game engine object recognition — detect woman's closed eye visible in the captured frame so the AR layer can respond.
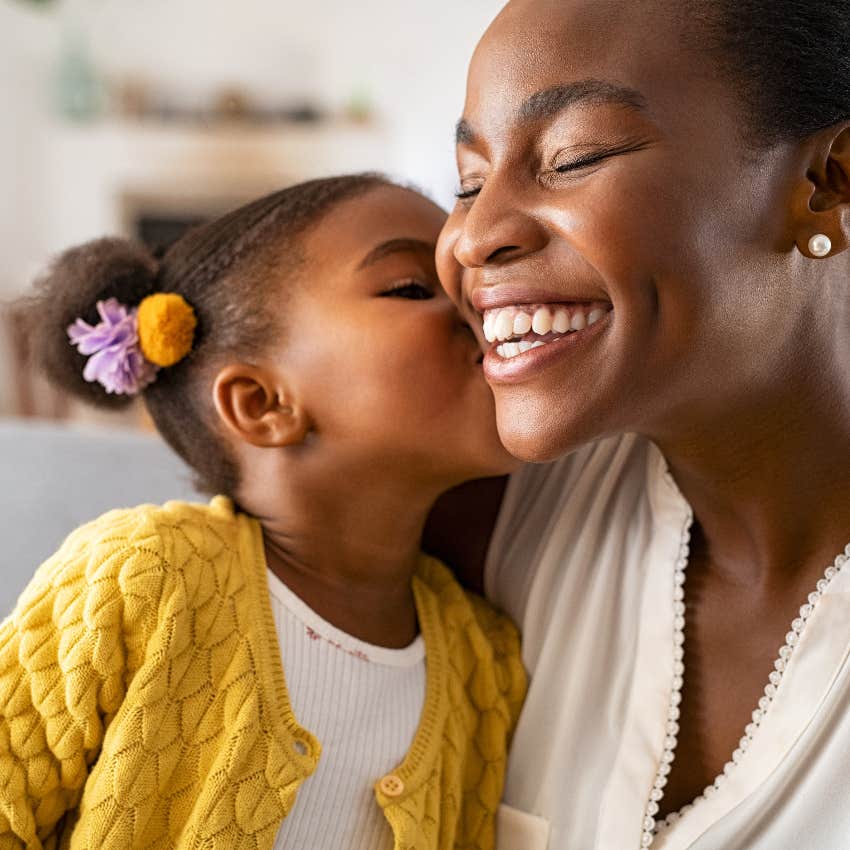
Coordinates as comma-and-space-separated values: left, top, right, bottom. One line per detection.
454, 147, 619, 201
455, 138, 654, 201
550, 138, 652, 176
380, 280, 435, 300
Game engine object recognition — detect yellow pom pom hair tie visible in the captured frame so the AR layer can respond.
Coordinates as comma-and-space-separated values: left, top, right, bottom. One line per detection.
137, 293, 197, 368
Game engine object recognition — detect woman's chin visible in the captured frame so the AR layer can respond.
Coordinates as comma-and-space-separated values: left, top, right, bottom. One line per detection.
495, 409, 596, 464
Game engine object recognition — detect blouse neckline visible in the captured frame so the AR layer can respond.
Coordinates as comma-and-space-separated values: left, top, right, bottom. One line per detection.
595, 447, 850, 849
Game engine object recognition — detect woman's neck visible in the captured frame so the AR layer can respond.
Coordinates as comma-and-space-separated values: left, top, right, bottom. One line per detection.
239, 464, 442, 648
653, 373, 850, 592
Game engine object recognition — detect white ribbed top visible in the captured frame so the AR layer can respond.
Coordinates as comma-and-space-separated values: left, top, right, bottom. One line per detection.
267, 569, 426, 850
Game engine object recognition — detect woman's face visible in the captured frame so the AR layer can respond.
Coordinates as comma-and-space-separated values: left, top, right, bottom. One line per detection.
280, 185, 517, 484
437, 0, 811, 461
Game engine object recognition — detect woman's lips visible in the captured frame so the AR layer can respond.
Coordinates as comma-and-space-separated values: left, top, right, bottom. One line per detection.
482, 306, 613, 384
470, 284, 608, 313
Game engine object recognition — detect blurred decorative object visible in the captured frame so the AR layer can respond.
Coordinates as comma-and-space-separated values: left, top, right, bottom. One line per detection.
113, 76, 152, 120
128, 95, 327, 127
212, 86, 255, 122
54, 27, 103, 121
344, 87, 374, 124
280, 102, 324, 123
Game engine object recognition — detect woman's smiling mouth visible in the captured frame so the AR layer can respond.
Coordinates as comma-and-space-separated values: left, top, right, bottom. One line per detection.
482, 301, 612, 356
479, 301, 614, 382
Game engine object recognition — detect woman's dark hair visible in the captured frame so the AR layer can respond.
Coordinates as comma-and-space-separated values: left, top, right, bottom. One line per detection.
684, 0, 850, 146
16, 173, 393, 496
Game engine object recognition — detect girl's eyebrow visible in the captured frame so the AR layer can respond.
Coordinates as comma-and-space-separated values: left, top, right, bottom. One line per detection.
455, 79, 649, 146
357, 238, 435, 270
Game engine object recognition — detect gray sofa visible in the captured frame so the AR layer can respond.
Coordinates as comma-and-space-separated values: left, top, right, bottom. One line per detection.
0, 417, 199, 617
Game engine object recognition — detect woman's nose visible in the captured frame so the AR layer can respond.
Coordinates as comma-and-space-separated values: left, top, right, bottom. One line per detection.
451, 179, 549, 271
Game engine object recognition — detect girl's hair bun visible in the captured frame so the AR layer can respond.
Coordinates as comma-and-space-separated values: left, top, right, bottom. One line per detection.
16, 237, 159, 409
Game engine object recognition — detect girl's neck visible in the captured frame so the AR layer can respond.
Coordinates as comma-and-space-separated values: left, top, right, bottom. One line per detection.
240, 464, 442, 648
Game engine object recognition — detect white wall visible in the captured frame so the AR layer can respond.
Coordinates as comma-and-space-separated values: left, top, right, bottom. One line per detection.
0, 0, 503, 295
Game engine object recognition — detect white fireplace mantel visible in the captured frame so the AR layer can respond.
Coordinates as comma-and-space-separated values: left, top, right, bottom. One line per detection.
41, 118, 394, 255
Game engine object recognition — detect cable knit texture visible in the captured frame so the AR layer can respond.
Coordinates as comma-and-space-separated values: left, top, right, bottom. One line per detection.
0, 497, 526, 850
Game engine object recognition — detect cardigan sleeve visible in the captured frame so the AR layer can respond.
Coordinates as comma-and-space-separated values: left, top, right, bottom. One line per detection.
0, 510, 167, 849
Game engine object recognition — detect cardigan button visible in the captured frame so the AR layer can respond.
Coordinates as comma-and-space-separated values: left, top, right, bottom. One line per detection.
379, 774, 405, 797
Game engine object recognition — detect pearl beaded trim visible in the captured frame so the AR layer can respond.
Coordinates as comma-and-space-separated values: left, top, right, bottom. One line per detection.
640, 529, 850, 849
639, 512, 693, 848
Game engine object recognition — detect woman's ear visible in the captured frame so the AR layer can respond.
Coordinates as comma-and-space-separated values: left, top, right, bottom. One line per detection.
212, 363, 311, 448
790, 124, 850, 257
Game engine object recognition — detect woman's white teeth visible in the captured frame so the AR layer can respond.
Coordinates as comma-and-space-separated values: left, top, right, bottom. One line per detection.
482, 302, 612, 357
552, 309, 570, 334
482, 312, 494, 342
496, 340, 546, 358
513, 312, 533, 336
532, 307, 552, 335
494, 311, 515, 341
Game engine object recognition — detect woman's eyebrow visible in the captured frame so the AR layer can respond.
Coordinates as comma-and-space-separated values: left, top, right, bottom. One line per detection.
455, 79, 648, 146
356, 238, 435, 270
519, 80, 648, 122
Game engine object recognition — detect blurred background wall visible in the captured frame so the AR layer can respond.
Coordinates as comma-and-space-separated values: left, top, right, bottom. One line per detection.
0, 0, 503, 421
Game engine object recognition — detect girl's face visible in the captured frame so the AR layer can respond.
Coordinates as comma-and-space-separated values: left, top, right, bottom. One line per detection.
278, 185, 517, 484
437, 0, 815, 461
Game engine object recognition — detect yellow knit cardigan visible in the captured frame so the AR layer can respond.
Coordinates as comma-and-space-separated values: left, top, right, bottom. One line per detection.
0, 497, 526, 850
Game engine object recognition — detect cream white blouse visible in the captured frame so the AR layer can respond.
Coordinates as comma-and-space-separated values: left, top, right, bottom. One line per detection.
486, 434, 850, 850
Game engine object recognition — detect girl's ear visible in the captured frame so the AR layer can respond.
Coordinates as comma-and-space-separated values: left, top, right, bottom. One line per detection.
212, 363, 311, 448
789, 124, 850, 257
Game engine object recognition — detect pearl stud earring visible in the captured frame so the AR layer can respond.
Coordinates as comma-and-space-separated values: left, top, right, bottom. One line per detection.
808, 234, 832, 258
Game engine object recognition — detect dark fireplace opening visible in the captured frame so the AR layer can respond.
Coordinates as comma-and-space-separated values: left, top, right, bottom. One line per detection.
134, 212, 209, 254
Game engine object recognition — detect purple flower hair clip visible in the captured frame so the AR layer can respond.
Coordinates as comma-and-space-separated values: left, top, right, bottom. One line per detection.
67, 298, 159, 396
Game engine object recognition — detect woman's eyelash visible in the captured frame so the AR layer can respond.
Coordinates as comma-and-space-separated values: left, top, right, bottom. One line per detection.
380, 281, 434, 300
455, 141, 650, 200
453, 150, 611, 200
554, 140, 651, 173
554, 149, 616, 172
